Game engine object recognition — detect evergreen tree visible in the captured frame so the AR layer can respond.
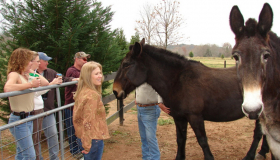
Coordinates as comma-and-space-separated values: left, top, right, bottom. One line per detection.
204, 48, 212, 57
0, 0, 123, 74
189, 51, 194, 58
0, 34, 9, 117
129, 32, 140, 45
115, 29, 128, 50
0, 0, 126, 117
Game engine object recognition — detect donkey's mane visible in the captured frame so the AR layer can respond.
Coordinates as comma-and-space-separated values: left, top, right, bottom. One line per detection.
142, 44, 199, 68
244, 18, 258, 37
268, 32, 280, 48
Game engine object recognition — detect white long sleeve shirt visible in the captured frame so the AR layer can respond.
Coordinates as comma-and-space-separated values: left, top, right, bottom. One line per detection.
135, 83, 163, 104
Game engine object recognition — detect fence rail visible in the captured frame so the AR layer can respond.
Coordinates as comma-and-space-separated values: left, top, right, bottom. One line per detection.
0, 71, 135, 160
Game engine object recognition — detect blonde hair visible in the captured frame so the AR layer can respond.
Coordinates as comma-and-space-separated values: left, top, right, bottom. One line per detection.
31, 51, 39, 61
73, 61, 104, 100
7, 48, 33, 75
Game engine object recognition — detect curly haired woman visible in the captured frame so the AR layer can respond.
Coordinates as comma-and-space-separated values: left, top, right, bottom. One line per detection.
4, 48, 48, 160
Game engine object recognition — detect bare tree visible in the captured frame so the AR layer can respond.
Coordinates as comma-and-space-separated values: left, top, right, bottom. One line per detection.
222, 42, 232, 57
153, 0, 185, 49
135, 3, 156, 45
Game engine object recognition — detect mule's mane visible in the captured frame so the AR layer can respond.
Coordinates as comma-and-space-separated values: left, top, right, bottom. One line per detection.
142, 44, 199, 68
244, 18, 258, 37
268, 32, 280, 46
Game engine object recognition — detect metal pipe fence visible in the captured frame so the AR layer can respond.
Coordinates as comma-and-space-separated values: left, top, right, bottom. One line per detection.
0, 72, 135, 160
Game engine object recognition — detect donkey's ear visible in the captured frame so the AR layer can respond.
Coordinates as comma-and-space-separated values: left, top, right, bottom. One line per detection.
229, 5, 244, 37
140, 38, 145, 46
258, 3, 273, 37
131, 42, 142, 58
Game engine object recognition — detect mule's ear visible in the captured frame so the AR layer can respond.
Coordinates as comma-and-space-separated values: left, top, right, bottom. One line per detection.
140, 38, 145, 46
258, 3, 273, 37
229, 5, 244, 37
131, 42, 142, 58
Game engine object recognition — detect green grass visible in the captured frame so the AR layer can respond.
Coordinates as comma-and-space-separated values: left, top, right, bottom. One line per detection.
158, 118, 175, 126
190, 57, 236, 68
112, 130, 131, 137
1, 139, 16, 154
130, 107, 137, 111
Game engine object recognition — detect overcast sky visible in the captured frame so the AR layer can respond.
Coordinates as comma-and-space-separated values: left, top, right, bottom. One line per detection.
101, 0, 280, 47
1, 0, 279, 47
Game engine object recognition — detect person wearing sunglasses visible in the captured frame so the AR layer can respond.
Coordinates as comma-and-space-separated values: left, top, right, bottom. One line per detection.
64, 51, 90, 157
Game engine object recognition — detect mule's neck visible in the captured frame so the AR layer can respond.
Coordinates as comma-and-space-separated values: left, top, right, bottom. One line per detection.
142, 53, 184, 101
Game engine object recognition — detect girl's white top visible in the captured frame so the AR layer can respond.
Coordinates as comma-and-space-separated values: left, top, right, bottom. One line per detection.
34, 89, 49, 110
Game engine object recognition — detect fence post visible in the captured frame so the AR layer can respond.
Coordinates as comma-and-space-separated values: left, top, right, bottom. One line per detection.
224, 60, 226, 68
117, 99, 124, 126
56, 88, 65, 160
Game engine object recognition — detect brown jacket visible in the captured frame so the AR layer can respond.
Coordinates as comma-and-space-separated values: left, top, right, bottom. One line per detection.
73, 87, 110, 152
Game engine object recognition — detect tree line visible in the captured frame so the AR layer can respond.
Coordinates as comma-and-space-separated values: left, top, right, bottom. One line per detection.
168, 42, 233, 58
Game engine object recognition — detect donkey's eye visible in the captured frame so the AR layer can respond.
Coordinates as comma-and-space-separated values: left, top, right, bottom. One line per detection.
232, 53, 239, 62
122, 63, 131, 68
263, 53, 270, 60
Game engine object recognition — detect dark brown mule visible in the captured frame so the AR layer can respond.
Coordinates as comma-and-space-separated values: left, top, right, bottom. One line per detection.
113, 39, 269, 160
230, 3, 280, 160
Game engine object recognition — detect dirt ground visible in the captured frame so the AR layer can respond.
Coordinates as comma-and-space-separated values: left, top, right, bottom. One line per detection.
0, 92, 272, 160
102, 94, 272, 160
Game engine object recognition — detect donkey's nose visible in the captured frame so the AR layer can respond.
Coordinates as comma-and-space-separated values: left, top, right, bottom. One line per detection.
113, 90, 125, 99
113, 90, 118, 97
242, 105, 263, 120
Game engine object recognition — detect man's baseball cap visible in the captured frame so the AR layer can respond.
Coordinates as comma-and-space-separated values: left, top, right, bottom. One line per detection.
74, 52, 91, 59
38, 52, 52, 61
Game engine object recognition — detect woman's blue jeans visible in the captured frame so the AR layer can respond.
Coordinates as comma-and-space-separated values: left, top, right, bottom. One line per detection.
9, 113, 36, 160
77, 138, 104, 160
137, 105, 161, 160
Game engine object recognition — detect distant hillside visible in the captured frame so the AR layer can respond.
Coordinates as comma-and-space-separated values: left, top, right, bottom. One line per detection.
167, 43, 232, 57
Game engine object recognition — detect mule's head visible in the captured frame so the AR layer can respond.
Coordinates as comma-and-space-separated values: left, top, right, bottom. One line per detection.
113, 38, 148, 99
229, 3, 273, 119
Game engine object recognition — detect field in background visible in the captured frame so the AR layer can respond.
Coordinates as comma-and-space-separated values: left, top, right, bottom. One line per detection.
190, 57, 235, 68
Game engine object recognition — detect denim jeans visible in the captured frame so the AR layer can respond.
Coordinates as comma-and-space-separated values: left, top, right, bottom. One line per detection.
64, 109, 80, 154
9, 113, 36, 160
40, 114, 59, 160
77, 138, 104, 160
137, 105, 161, 160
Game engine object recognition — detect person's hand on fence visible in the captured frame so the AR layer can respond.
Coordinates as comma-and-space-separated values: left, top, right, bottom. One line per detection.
72, 78, 79, 81
72, 78, 79, 85
49, 78, 62, 85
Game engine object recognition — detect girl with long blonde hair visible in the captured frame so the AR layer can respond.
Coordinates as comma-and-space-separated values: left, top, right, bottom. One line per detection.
73, 61, 103, 100
73, 61, 109, 160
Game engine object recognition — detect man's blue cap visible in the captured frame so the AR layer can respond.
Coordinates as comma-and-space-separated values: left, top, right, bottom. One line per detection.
38, 52, 52, 61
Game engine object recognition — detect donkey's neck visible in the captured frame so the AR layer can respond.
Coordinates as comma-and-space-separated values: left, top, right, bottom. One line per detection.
142, 53, 185, 100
